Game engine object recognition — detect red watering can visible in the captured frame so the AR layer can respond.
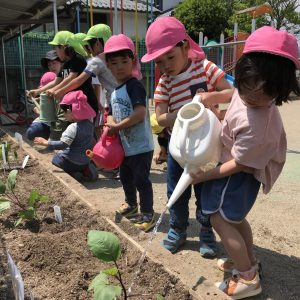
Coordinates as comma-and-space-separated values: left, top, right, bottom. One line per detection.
86, 127, 125, 170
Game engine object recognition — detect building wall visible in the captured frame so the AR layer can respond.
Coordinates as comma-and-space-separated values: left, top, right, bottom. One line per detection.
112, 11, 148, 38
162, 0, 182, 12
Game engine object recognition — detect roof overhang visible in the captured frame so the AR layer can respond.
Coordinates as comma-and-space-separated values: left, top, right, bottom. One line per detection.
0, 0, 68, 40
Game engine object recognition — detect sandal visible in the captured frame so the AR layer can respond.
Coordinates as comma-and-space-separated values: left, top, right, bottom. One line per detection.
161, 228, 187, 253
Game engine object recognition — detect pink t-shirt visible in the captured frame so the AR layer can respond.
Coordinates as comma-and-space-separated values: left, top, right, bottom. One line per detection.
221, 89, 287, 194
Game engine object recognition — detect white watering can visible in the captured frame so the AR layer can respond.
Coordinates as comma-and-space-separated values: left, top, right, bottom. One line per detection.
166, 95, 222, 209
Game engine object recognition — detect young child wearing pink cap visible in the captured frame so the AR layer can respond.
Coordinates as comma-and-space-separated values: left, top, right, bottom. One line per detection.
26, 50, 63, 141
104, 34, 155, 232
190, 26, 300, 299
142, 16, 234, 257
34, 90, 98, 182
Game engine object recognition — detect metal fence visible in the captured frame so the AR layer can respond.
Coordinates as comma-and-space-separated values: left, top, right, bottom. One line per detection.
202, 40, 246, 74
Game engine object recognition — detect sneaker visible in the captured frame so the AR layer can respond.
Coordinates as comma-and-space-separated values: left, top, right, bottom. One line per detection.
82, 162, 98, 182
199, 227, 217, 258
161, 228, 187, 253
217, 258, 262, 279
216, 272, 262, 299
131, 213, 155, 232
117, 203, 138, 218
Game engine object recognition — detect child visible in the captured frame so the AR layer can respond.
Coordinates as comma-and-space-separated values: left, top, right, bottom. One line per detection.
104, 34, 155, 232
150, 113, 169, 164
26, 72, 57, 140
34, 90, 98, 182
40, 50, 63, 75
49, 25, 117, 115
191, 26, 300, 299
28, 31, 98, 140
141, 16, 234, 256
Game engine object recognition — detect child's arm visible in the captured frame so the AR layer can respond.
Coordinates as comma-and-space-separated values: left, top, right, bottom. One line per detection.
106, 104, 146, 135
34, 137, 68, 150
27, 77, 62, 98
156, 102, 178, 127
51, 72, 91, 100
197, 77, 234, 107
47, 72, 78, 99
191, 159, 251, 184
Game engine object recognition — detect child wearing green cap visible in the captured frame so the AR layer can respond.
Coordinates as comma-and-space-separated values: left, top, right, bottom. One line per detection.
48, 25, 117, 131
28, 31, 98, 139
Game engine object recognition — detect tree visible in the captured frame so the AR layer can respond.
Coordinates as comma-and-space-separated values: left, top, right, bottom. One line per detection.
228, 0, 300, 35
174, 0, 234, 41
267, 0, 300, 33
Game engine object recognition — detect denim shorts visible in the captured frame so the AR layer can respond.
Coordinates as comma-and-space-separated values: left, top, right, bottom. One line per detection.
201, 172, 261, 223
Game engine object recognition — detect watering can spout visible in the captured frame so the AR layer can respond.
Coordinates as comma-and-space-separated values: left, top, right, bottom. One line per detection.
86, 149, 102, 168
166, 167, 193, 209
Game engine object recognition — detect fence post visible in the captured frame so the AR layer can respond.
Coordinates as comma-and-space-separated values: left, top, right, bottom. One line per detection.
19, 26, 29, 123
1, 37, 9, 107
199, 32, 203, 46
251, 18, 256, 33
220, 32, 224, 69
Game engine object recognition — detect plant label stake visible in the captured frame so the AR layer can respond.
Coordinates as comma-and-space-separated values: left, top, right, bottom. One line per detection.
15, 132, 23, 147
7, 252, 25, 300
2, 143, 7, 168
54, 205, 63, 223
21, 155, 29, 169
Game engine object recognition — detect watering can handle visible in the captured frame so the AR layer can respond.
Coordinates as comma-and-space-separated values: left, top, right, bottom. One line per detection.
30, 97, 40, 110
192, 94, 202, 103
101, 127, 109, 147
179, 122, 189, 157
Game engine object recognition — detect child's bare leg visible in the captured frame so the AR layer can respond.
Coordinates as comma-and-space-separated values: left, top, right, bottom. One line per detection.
234, 219, 256, 265
210, 212, 251, 272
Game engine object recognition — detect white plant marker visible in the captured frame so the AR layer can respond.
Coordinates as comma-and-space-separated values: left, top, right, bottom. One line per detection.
2, 143, 7, 165
54, 205, 63, 223
15, 132, 23, 147
21, 155, 29, 169
7, 252, 25, 300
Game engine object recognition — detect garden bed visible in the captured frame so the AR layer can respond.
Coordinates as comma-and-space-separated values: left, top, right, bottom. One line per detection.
0, 135, 192, 300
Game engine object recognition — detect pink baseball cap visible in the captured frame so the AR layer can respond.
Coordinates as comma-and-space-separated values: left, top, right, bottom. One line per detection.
104, 34, 142, 80
141, 16, 205, 63
39, 72, 56, 87
243, 26, 300, 69
60, 90, 96, 121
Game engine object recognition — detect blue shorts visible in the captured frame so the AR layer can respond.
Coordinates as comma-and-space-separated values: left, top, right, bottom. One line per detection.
201, 172, 261, 223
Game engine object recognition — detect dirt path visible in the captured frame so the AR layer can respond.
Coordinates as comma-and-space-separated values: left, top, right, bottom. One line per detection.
4, 100, 300, 299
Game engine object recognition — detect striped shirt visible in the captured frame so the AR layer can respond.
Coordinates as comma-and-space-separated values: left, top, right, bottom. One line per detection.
154, 59, 225, 112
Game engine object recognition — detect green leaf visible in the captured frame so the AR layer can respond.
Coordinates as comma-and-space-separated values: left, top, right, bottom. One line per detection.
7, 170, 18, 191
87, 231, 121, 262
89, 272, 122, 300
102, 267, 118, 277
89, 272, 108, 291
0, 198, 10, 212
19, 207, 36, 221
93, 284, 122, 300
39, 195, 49, 202
28, 190, 39, 207
0, 181, 6, 194
156, 294, 165, 300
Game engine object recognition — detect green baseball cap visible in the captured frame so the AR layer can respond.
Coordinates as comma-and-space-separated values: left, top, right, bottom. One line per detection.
49, 31, 87, 57
84, 24, 112, 43
74, 32, 88, 46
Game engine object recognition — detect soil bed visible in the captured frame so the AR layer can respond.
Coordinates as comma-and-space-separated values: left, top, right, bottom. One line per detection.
0, 136, 192, 300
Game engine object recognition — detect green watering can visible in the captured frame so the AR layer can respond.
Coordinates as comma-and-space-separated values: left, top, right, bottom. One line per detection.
31, 92, 58, 122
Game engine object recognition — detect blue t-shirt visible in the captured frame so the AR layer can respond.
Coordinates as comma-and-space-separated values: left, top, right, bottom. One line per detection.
109, 78, 154, 156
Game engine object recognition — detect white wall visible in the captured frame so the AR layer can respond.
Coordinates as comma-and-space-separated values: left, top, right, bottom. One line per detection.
112, 11, 148, 39
162, 0, 182, 11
